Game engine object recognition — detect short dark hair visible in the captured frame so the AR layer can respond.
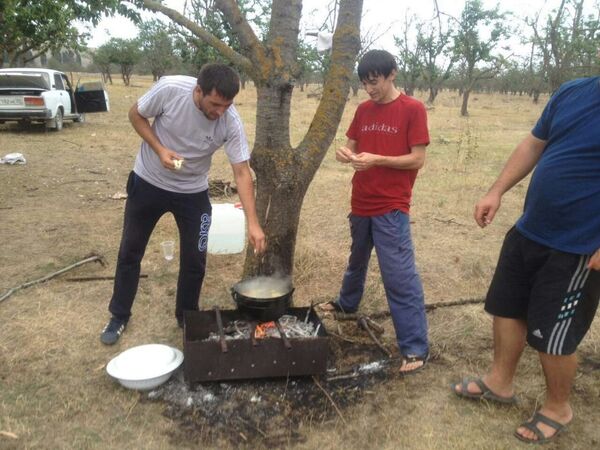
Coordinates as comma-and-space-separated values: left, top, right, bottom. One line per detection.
357, 50, 398, 82
197, 63, 240, 100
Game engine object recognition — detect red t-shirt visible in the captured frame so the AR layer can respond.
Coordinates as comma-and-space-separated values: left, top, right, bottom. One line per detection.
346, 94, 429, 216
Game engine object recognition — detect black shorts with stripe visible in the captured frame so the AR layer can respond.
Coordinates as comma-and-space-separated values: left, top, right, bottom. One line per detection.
485, 227, 600, 355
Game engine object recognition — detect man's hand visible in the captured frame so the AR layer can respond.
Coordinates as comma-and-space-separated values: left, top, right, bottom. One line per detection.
350, 152, 380, 171
336, 146, 355, 163
157, 148, 184, 170
474, 192, 502, 228
588, 248, 600, 271
248, 222, 266, 254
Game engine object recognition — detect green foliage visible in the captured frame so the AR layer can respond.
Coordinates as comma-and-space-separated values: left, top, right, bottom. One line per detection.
0, 0, 128, 67
92, 44, 114, 83
531, 1, 600, 90
138, 20, 177, 80
93, 38, 141, 85
416, 20, 456, 103
172, 0, 271, 75
394, 15, 424, 96
451, 0, 511, 114
296, 41, 323, 84
173, 2, 230, 72
451, 0, 510, 75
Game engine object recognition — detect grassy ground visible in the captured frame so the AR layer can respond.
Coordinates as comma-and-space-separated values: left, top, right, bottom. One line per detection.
1, 75, 599, 449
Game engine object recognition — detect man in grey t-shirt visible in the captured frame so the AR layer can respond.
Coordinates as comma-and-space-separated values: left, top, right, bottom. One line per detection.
100, 64, 266, 345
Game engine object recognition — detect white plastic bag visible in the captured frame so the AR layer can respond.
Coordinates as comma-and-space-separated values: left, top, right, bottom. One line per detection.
0, 153, 26, 165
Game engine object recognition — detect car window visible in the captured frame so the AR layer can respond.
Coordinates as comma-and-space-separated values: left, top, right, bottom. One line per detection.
54, 74, 64, 90
61, 75, 72, 91
0, 72, 50, 90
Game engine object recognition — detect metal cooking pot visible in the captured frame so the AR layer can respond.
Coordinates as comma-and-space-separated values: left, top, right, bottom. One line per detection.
230, 276, 294, 322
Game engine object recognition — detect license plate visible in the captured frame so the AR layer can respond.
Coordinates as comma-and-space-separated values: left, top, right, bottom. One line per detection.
0, 96, 24, 106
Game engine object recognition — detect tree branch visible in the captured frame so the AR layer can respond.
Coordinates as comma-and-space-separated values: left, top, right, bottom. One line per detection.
141, 0, 253, 76
215, 0, 265, 66
298, 0, 363, 167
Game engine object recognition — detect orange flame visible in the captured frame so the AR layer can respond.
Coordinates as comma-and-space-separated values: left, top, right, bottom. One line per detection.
254, 321, 276, 339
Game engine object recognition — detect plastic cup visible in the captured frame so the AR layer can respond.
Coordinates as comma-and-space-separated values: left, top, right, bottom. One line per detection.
160, 241, 175, 261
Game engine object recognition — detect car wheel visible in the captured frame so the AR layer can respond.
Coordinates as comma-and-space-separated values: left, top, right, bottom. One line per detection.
47, 108, 63, 131
74, 113, 86, 123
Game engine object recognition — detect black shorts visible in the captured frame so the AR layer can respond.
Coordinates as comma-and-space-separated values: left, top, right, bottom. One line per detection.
485, 227, 600, 355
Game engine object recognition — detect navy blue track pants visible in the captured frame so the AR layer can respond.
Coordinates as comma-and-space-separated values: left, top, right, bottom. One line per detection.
108, 172, 211, 323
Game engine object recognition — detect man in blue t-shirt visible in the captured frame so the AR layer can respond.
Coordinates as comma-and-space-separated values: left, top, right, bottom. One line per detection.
452, 76, 600, 445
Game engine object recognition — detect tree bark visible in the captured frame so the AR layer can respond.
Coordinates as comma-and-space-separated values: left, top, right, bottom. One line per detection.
427, 86, 438, 104
460, 89, 471, 116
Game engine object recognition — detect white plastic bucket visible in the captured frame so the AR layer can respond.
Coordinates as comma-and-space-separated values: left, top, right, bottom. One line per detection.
207, 203, 246, 254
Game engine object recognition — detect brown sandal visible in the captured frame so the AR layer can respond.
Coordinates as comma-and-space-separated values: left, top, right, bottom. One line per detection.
399, 354, 428, 375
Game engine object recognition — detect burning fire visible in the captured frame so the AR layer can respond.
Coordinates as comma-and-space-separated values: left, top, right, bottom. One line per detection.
254, 321, 276, 339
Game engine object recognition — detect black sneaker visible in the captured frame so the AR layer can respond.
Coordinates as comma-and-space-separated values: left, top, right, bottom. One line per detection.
100, 317, 127, 345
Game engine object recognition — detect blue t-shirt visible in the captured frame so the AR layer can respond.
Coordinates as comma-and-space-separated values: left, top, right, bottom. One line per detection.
516, 77, 600, 255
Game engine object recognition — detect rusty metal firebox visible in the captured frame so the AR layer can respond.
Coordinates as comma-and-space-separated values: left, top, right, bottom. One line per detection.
183, 307, 329, 385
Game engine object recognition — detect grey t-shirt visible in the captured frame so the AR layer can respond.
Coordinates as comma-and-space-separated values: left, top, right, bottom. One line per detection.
133, 75, 250, 193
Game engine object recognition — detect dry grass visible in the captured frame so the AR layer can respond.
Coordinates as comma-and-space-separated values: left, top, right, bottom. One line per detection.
1, 76, 599, 449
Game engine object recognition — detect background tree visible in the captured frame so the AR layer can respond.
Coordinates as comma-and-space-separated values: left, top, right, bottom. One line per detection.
141, 0, 363, 278
449, 0, 510, 116
527, 0, 600, 93
138, 19, 177, 81
524, 10, 551, 103
92, 44, 115, 84
394, 13, 423, 96
295, 41, 322, 91
417, 14, 455, 104
106, 38, 142, 86
0, 0, 131, 68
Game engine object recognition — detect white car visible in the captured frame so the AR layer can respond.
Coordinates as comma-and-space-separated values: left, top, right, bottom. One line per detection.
0, 68, 109, 131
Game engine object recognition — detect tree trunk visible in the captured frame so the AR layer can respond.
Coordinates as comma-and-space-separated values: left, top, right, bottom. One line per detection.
427, 86, 438, 104
142, 0, 363, 279
460, 89, 471, 116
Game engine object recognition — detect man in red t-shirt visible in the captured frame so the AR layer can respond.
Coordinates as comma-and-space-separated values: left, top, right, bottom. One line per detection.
320, 50, 430, 374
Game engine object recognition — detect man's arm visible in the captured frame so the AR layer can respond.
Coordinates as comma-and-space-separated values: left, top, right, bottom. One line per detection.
231, 161, 266, 254
128, 103, 182, 170
474, 132, 547, 228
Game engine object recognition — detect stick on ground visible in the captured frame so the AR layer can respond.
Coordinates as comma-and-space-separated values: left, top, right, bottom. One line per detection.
0, 253, 106, 304
358, 316, 392, 358
332, 297, 486, 321
312, 376, 347, 426
65, 274, 148, 282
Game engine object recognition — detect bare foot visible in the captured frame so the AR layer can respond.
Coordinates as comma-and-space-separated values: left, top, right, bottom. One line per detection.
399, 355, 427, 375
317, 302, 338, 312
317, 301, 352, 313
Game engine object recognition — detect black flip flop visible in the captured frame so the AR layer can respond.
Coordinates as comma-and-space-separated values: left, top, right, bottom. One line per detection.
514, 411, 569, 444
452, 377, 517, 405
